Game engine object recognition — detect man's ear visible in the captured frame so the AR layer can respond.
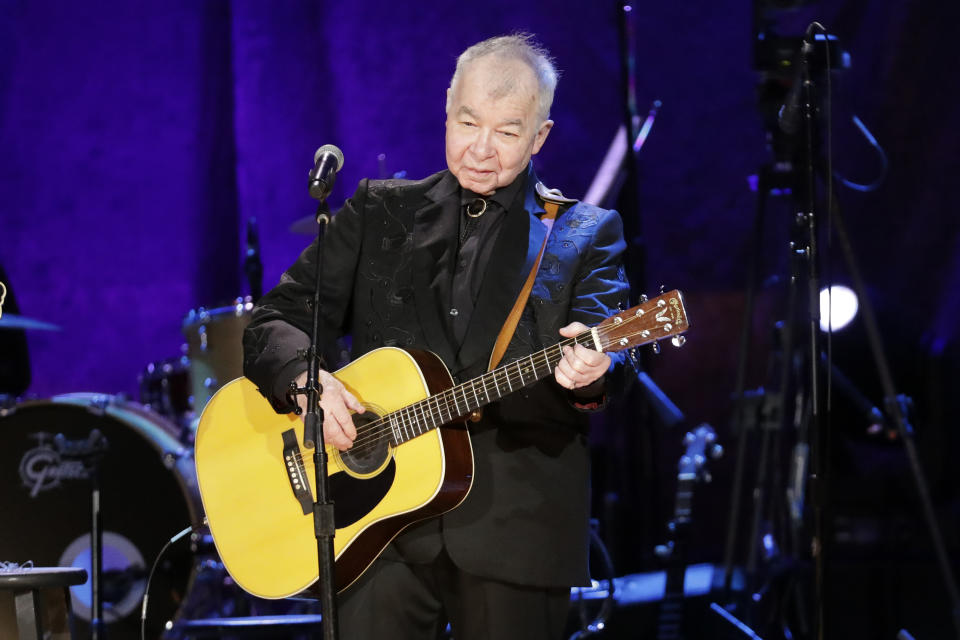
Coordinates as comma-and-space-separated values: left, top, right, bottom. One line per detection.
532, 120, 554, 154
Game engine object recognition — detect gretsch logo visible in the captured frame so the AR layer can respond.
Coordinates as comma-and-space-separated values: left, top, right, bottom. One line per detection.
18, 433, 90, 497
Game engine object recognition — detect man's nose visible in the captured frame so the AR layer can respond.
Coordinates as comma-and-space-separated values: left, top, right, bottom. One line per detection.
470, 129, 495, 159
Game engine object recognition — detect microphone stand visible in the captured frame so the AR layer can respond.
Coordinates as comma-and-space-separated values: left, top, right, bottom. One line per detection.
244, 217, 263, 303
793, 36, 829, 640
289, 196, 339, 640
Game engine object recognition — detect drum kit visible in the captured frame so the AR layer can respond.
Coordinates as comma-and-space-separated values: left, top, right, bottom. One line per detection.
0, 294, 316, 638
138, 297, 256, 440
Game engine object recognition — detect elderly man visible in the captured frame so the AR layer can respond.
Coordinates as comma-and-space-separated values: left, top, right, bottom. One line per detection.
243, 33, 629, 639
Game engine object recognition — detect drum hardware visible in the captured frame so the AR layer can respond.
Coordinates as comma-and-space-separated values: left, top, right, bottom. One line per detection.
244, 217, 263, 303
0, 395, 16, 414
138, 355, 194, 434
53, 429, 110, 640
0, 313, 61, 331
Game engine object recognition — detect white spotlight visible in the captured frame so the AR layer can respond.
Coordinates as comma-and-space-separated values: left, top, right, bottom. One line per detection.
819, 285, 858, 332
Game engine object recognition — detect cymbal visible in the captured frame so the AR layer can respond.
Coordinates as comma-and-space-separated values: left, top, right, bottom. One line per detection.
0, 313, 60, 331
289, 214, 319, 235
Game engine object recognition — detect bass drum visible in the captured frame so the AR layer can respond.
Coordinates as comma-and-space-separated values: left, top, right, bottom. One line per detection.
0, 393, 203, 639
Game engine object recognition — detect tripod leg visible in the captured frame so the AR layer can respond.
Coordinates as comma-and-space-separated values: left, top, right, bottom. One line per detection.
721, 167, 773, 596
827, 188, 960, 639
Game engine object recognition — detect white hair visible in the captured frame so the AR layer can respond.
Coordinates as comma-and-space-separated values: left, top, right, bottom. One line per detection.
446, 33, 559, 122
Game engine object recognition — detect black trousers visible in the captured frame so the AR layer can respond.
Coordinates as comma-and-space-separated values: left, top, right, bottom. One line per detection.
337, 546, 570, 640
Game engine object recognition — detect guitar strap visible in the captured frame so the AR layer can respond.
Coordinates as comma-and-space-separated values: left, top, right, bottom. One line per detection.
487, 200, 560, 372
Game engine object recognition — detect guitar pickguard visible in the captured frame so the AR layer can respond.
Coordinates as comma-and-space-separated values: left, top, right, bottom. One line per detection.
329, 461, 396, 528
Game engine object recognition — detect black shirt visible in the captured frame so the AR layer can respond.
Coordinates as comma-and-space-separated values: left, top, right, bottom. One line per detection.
444, 170, 528, 349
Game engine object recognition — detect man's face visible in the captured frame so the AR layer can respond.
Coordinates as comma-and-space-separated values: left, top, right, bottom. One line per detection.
445, 57, 553, 196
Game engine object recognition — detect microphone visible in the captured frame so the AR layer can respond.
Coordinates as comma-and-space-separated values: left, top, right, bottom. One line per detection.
308, 144, 344, 201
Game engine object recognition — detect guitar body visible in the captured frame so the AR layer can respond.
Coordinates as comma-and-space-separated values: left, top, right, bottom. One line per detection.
194, 346, 474, 599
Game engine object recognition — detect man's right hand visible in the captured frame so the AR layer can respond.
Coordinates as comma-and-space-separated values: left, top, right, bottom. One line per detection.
293, 370, 365, 451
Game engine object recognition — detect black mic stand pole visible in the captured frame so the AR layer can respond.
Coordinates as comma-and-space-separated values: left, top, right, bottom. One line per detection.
291, 197, 339, 640
794, 37, 827, 640
244, 217, 264, 303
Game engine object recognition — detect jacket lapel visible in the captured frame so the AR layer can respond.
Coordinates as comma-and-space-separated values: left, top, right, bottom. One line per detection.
410, 172, 459, 367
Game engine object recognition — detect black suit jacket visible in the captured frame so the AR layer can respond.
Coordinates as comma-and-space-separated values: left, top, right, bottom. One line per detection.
243, 167, 630, 587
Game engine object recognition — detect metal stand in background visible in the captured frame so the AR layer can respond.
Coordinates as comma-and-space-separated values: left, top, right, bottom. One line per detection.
55, 429, 109, 640
719, 17, 960, 639
717, 23, 827, 640
824, 183, 960, 639
244, 218, 263, 304
716, 157, 816, 638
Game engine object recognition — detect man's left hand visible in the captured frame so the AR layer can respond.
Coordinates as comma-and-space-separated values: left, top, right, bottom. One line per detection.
554, 322, 610, 390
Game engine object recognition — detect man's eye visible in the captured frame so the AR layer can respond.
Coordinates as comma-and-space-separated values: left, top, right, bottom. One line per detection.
461, 121, 477, 127
498, 130, 518, 137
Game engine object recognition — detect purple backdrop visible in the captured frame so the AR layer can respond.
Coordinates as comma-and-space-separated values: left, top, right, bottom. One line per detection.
2, 1, 959, 630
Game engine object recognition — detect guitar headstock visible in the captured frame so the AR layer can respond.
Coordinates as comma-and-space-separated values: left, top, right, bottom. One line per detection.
656, 423, 722, 559
679, 423, 721, 482
595, 289, 689, 353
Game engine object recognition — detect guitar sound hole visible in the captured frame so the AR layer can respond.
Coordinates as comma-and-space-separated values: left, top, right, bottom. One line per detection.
339, 411, 391, 475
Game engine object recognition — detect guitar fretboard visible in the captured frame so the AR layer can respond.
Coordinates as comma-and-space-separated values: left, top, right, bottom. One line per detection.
384, 333, 594, 445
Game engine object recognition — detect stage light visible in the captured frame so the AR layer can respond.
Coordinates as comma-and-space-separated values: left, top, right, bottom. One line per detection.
819, 285, 858, 332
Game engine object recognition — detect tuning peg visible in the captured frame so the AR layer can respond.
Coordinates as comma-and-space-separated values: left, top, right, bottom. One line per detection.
659, 284, 665, 294
710, 444, 724, 459
639, 294, 649, 303
651, 341, 661, 355
671, 335, 686, 348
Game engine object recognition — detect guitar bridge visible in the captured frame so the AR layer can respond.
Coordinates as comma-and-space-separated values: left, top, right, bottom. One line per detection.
281, 429, 313, 515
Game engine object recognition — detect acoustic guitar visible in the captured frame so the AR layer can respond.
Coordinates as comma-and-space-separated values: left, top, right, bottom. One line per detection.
194, 290, 689, 599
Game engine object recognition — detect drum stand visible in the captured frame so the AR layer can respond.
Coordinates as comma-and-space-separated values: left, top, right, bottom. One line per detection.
54, 429, 109, 639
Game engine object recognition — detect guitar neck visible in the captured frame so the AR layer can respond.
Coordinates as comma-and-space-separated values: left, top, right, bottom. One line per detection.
383, 290, 689, 446
387, 331, 596, 445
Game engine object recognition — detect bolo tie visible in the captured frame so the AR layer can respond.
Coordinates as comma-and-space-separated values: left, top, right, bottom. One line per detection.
460, 197, 488, 245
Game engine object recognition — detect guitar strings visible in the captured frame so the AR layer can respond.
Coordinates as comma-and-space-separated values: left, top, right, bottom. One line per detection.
342, 337, 578, 453
339, 326, 653, 458
304, 312, 668, 459
335, 315, 663, 456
